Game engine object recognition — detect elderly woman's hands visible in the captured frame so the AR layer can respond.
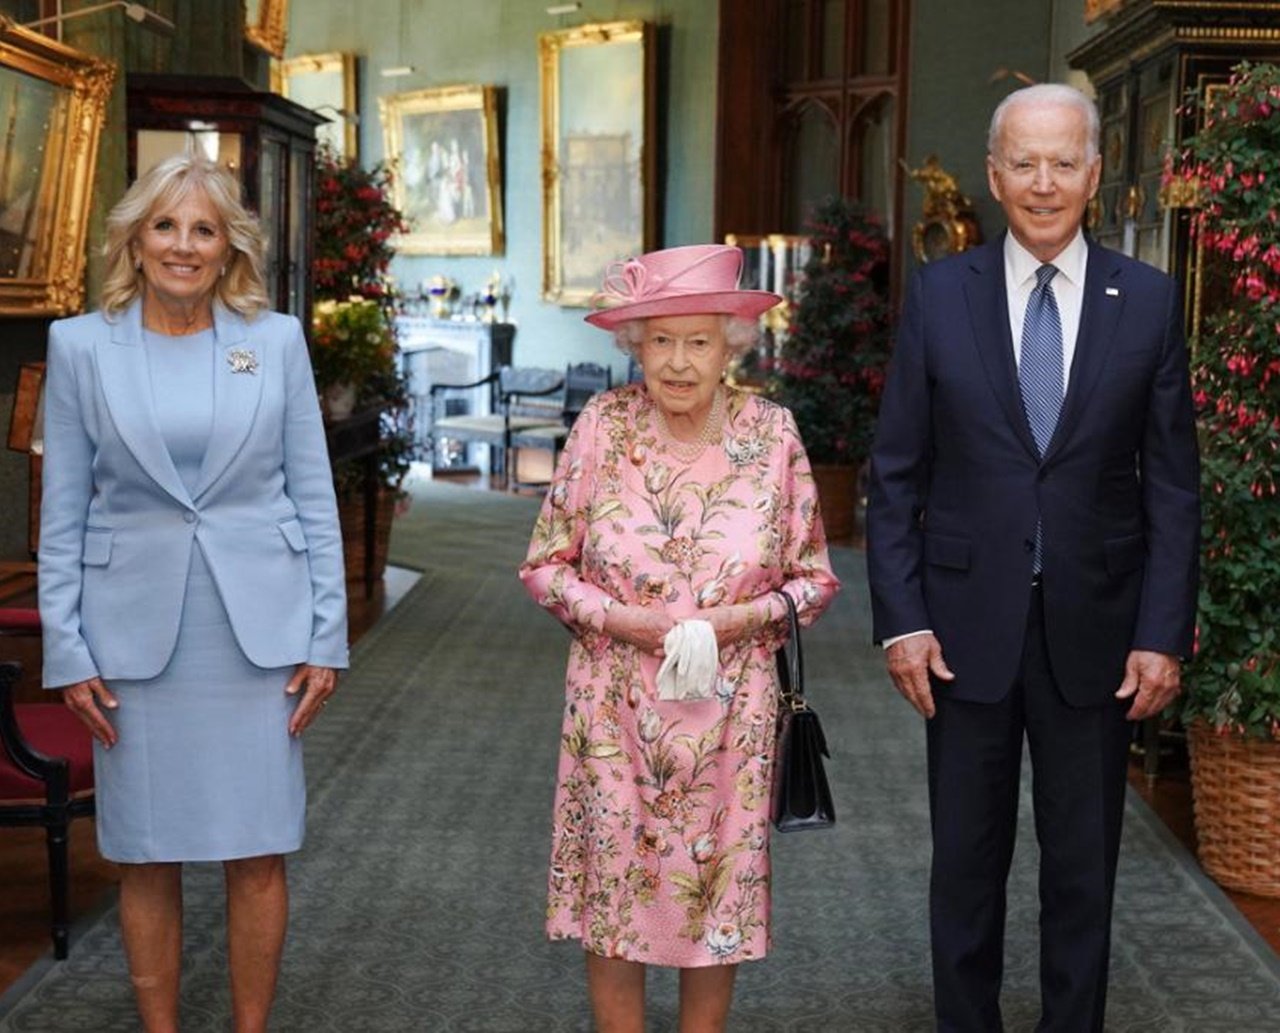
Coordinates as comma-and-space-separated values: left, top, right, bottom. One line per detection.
285, 664, 338, 736
603, 604, 675, 657
702, 603, 761, 650
61, 677, 119, 748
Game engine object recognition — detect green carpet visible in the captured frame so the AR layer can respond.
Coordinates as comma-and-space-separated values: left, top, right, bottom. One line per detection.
1, 476, 1278, 1031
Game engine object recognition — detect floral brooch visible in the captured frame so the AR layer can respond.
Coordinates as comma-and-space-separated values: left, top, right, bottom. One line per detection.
226, 348, 259, 374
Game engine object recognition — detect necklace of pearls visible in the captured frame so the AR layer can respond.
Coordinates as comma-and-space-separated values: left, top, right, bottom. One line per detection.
654, 387, 725, 462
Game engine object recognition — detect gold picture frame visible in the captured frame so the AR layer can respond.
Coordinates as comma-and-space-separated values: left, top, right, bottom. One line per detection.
540, 20, 655, 306
280, 52, 359, 160
379, 84, 504, 256
0, 17, 115, 318
245, 0, 289, 59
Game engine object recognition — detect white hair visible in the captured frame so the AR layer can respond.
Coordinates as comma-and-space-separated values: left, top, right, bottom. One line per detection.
987, 83, 1100, 162
611, 315, 760, 359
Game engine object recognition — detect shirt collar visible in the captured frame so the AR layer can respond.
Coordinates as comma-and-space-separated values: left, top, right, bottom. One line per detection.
1004, 228, 1087, 289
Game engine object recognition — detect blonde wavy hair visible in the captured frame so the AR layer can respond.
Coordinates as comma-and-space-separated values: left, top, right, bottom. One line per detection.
100, 154, 269, 318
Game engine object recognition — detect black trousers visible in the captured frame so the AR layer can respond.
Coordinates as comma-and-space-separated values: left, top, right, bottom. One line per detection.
926, 585, 1132, 1033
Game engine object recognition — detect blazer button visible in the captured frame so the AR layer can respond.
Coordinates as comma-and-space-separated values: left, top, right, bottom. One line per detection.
183, 511, 197, 524
1023, 539, 1035, 552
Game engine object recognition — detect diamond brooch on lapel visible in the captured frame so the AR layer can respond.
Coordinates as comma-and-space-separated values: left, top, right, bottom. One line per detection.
227, 348, 259, 374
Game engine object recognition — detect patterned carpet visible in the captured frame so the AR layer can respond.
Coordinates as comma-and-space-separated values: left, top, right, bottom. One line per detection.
1, 476, 1278, 1031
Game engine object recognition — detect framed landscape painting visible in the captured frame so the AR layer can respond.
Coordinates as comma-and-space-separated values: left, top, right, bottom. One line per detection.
379, 84, 504, 256
539, 21, 655, 306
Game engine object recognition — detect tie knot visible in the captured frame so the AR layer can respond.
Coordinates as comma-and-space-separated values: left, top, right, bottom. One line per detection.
1036, 264, 1058, 290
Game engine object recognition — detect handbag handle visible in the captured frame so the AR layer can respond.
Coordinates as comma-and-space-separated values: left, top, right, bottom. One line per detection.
774, 591, 806, 711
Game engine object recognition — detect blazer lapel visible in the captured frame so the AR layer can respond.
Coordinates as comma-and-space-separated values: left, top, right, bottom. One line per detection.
1043, 240, 1126, 462
961, 238, 1040, 460
191, 304, 264, 500
98, 301, 194, 508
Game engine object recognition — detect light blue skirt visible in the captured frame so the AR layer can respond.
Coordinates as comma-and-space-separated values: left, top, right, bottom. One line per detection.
93, 547, 305, 863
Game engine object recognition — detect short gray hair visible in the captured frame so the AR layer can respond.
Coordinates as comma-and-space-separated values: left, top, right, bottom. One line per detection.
612, 315, 761, 359
987, 83, 1100, 163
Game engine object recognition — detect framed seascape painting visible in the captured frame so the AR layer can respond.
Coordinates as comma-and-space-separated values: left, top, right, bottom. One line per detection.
280, 52, 358, 160
0, 16, 115, 317
540, 21, 655, 306
379, 84, 504, 256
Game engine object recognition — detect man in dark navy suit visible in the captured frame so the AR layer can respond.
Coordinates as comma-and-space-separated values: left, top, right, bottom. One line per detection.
866, 84, 1199, 1032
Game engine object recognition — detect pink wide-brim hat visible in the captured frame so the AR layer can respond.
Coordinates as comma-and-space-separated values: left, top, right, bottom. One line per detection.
584, 244, 783, 330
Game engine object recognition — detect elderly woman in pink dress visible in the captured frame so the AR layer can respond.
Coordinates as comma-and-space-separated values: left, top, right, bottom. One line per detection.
520, 244, 840, 1032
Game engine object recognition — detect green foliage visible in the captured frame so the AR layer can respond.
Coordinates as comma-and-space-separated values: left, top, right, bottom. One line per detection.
765, 196, 893, 465
1174, 62, 1280, 739
311, 148, 417, 500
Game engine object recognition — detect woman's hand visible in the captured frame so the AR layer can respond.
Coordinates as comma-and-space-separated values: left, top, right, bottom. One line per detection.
603, 605, 675, 657
285, 664, 338, 736
701, 603, 760, 650
61, 677, 119, 748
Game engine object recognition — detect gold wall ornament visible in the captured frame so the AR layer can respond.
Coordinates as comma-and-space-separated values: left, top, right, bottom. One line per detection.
0, 16, 116, 318
1085, 0, 1128, 24
244, 0, 288, 59
280, 52, 359, 160
903, 155, 983, 264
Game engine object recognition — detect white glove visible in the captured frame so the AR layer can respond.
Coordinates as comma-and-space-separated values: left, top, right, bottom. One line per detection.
656, 619, 719, 701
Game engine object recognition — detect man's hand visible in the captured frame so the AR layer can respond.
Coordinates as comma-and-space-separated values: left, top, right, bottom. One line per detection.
1115, 649, 1181, 721
885, 633, 954, 719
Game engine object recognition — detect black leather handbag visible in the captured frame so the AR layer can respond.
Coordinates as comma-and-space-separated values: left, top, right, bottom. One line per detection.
770, 591, 836, 833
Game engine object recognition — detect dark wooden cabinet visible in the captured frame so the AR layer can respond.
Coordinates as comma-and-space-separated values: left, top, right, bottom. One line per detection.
1068, 1, 1280, 332
125, 74, 325, 329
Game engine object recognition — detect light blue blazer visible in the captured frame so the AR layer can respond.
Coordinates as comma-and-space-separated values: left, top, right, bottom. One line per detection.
39, 298, 350, 688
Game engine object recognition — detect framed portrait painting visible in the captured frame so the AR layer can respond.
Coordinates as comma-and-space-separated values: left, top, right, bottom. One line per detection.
0, 16, 115, 317
379, 84, 504, 256
539, 21, 655, 306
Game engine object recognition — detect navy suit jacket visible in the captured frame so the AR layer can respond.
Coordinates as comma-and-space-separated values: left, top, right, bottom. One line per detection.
39, 299, 349, 688
866, 236, 1199, 706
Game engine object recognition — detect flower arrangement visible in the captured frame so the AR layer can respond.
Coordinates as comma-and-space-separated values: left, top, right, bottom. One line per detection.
765, 195, 893, 466
311, 148, 417, 502
311, 298, 397, 403
1171, 62, 1280, 740
313, 148, 408, 301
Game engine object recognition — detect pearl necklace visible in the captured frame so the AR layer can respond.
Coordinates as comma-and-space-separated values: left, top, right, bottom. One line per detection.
654, 388, 725, 462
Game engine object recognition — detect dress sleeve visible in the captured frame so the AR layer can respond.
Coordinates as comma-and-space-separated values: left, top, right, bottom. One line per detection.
38, 321, 100, 688
518, 399, 618, 634
281, 317, 350, 668
756, 406, 841, 629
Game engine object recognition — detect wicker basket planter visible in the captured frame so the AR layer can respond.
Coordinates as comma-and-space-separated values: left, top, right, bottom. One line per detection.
1187, 720, 1280, 898
338, 489, 396, 584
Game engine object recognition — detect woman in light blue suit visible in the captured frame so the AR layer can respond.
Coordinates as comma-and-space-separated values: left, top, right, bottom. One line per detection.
39, 154, 348, 1033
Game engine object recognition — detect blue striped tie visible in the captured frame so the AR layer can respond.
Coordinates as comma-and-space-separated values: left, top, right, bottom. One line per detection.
1019, 264, 1063, 573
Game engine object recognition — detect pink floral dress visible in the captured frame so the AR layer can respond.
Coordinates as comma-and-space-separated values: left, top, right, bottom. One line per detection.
519, 384, 840, 968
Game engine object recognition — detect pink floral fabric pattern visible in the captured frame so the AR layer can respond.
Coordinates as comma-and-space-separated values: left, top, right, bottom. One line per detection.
519, 385, 839, 967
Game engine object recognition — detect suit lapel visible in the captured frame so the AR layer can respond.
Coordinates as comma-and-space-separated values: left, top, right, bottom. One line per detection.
1043, 240, 1126, 462
98, 301, 194, 508
961, 238, 1040, 460
191, 304, 263, 500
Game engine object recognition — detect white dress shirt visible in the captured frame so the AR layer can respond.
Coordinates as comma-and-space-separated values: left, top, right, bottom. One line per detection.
882, 230, 1089, 651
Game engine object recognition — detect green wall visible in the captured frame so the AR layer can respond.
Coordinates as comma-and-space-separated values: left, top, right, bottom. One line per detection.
286, 0, 718, 378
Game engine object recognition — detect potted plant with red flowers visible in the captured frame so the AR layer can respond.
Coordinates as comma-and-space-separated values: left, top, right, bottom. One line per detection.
1170, 61, 1280, 898
766, 195, 893, 541
311, 147, 415, 582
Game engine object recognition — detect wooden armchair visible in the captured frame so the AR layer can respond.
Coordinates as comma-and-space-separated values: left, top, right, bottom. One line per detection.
0, 644, 96, 960
429, 366, 566, 486
508, 362, 612, 492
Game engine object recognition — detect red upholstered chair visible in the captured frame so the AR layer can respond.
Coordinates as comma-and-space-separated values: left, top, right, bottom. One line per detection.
0, 639, 96, 960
